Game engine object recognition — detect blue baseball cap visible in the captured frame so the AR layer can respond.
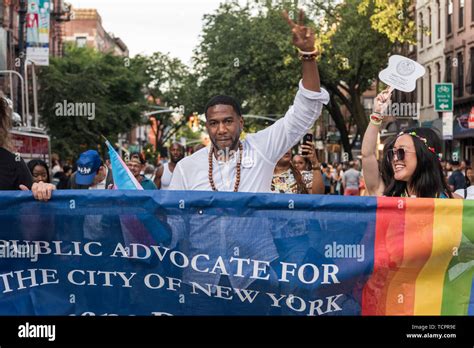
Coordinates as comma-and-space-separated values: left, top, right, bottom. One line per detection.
75, 150, 102, 186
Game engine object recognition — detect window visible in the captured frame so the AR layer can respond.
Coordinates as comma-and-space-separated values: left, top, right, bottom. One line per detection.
472, 0, 474, 22
447, 0, 453, 34
419, 13, 424, 48
459, 0, 465, 28
420, 76, 424, 106
428, 7, 432, 44
436, 62, 441, 83
428, 67, 432, 104
457, 52, 464, 97
446, 56, 452, 82
75, 36, 87, 48
470, 48, 474, 94
437, 0, 441, 39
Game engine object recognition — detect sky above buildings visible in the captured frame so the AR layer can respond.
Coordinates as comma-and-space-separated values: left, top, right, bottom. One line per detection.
67, 0, 230, 66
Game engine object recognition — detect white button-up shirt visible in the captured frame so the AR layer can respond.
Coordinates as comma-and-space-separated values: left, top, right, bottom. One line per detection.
170, 81, 330, 192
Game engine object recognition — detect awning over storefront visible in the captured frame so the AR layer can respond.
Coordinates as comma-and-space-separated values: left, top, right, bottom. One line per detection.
453, 105, 474, 139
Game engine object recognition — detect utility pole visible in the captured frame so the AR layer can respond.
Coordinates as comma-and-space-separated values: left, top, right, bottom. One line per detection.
17, 0, 27, 120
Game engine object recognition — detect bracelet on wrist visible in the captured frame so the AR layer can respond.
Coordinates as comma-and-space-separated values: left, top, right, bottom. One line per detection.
297, 48, 318, 55
370, 114, 383, 126
298, 48, 318, 61
370, 113, 383, 121
299, 54, 317, 61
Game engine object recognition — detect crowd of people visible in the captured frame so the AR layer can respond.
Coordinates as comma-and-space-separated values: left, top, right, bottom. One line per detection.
1, 95, 472, 202
0, 9, 472, 202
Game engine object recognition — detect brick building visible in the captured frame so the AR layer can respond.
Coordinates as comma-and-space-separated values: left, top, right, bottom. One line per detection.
62, 8, 129, 57
0, 0, 70, 118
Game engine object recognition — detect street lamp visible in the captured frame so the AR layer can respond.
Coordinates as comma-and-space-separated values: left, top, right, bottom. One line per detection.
143, 108, 174, 153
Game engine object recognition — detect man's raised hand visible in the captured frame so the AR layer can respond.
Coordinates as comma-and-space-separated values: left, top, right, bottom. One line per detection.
282, 9, 316, 52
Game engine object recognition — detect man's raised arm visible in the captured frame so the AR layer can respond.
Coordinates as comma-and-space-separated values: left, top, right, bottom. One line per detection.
246, 9, 329, 164
286, 9, 321, 93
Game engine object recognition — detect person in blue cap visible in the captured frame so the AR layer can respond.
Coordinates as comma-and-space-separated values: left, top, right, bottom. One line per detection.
68, 150, 114, 189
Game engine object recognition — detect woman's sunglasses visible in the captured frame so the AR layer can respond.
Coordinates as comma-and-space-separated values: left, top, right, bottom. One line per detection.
386, 148, 416, 162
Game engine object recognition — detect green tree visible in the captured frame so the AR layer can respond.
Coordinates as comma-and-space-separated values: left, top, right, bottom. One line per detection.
311, 0, 415, 156
38, 46, 147, 161
136, 52, 197, 110
135, 52, 201, 154
191, 0, 414, 157
192, 0, 302, 127
358, 0, 417, 44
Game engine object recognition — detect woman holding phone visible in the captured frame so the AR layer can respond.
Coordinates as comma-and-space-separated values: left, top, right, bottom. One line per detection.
273, 141, 324, 194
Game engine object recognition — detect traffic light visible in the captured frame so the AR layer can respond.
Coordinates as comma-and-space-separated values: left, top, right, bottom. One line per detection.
193, 112, 199, 129
188, 115, 195, 129
188, 113, 200, 130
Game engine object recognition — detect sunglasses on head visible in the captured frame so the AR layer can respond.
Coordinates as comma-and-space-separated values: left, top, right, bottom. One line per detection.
386, 148, 416, 162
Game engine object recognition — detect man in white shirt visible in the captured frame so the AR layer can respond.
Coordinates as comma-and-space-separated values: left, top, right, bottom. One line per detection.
163, 12, 331, 307
170, 12, 329, 193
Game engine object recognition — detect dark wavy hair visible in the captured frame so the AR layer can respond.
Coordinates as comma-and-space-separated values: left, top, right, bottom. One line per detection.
380, 136, 396, 188
294, 154, 312, 171
382, 127, 452, 198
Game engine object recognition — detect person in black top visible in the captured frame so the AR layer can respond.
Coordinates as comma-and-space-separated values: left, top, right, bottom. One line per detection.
448, 161, 465, 192
0, 95, 54, 201
0, 147, 33, 190
54, 165, 73, 189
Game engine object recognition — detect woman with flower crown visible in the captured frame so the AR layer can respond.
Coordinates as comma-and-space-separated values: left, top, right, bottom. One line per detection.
361, 88, 452, 198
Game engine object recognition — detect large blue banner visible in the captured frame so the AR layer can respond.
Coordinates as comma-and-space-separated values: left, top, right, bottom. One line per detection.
1, 190, 379, 316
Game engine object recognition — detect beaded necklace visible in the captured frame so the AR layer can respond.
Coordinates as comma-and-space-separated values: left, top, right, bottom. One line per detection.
208, 142, 243, 192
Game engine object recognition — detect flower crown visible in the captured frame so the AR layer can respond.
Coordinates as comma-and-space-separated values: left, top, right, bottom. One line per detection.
397, 131, 442, 161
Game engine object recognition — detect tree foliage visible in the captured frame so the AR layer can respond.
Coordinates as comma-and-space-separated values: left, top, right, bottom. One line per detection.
310, 0, 414, 155
38, 46, 147, 161
358, 0, 417, 44
192, 0, 302, 121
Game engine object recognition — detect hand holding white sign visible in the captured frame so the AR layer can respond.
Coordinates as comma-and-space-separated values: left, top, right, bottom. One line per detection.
378, 55, 425, 93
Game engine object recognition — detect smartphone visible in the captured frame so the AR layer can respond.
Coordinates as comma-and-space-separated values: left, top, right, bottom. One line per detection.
302, 133, 313, 156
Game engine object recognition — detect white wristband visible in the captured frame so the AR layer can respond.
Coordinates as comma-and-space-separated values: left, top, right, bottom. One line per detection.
298, 48, 318, 55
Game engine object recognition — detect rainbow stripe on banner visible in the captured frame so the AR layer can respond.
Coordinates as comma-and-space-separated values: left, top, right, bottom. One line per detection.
363, 197, 474, 315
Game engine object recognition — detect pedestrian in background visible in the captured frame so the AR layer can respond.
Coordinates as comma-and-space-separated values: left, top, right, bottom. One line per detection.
343, 161, 361, 196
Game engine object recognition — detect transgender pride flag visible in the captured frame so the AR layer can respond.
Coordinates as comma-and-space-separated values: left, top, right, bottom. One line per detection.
105, 139, 158, 250
105, 140, 143, 190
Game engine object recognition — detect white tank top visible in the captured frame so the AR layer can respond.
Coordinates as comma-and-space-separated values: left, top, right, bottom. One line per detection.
160, 163, 173, 190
